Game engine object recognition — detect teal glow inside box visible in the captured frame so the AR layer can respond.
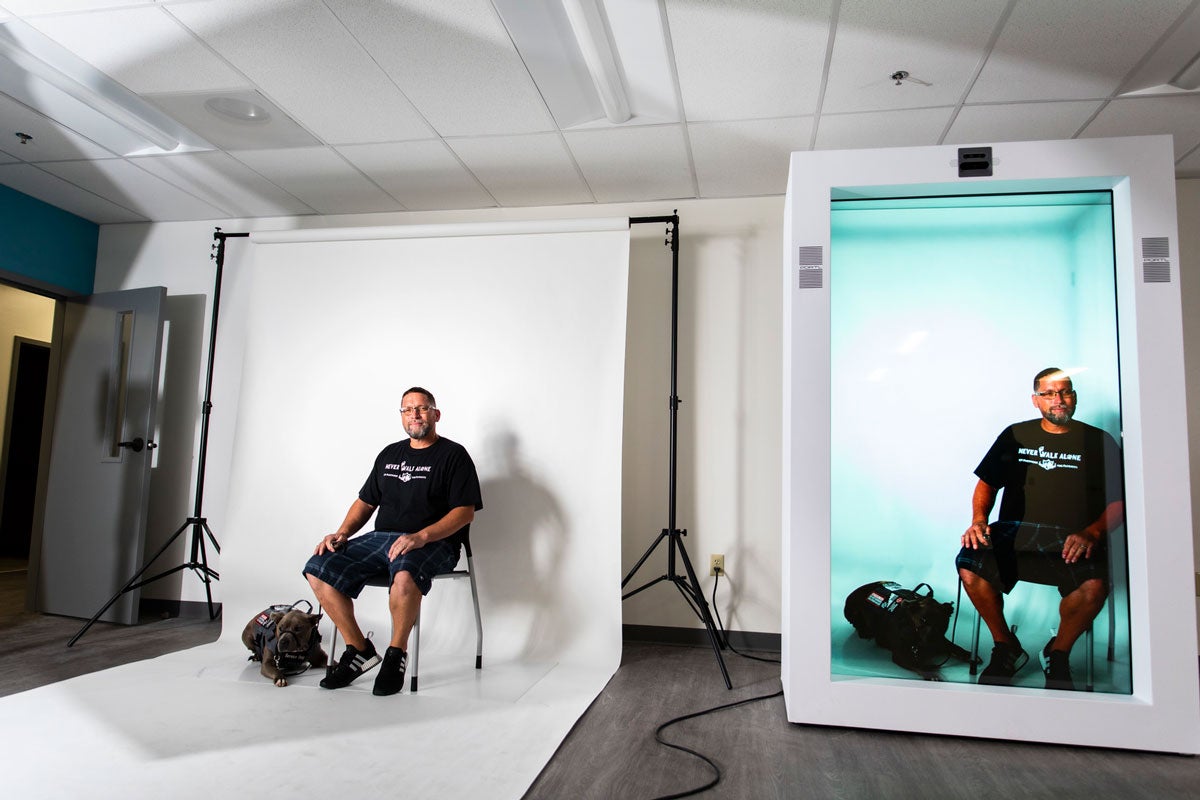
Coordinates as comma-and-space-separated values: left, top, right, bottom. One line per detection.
828, 191, 1129, 693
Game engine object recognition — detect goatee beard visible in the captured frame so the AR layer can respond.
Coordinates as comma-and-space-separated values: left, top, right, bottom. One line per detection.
1045, 409, 1072, 426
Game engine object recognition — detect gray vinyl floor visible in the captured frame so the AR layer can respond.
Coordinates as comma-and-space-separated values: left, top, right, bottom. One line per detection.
4, 564, 1198, 799
526, 642, 1200, 799
0, 565, 222, 697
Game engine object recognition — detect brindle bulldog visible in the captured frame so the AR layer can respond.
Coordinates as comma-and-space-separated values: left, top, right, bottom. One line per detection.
243, 605, 328, 687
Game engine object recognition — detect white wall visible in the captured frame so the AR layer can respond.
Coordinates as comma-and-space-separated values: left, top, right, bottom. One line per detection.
1178, 179, 1200, 644
92, 196, 784, 635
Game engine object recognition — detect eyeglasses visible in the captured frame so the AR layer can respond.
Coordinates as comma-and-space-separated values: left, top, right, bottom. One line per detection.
1034, 389, 1075, 400
400, 405, 436, 416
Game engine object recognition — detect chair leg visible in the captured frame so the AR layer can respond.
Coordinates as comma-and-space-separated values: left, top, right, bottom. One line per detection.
970, 611, 981, 675
467, 555, 483, 670
1107, 588, 1116, 662
410, 608, 421, 693
1085, 625, 1094, 692
319, 603, 338, 677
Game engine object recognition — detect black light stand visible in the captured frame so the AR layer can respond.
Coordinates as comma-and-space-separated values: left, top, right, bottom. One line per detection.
69, 227, 249, 646
621, 213, 732, 689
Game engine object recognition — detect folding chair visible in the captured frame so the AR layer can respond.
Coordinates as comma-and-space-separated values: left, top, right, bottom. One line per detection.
324, 533, 482, 692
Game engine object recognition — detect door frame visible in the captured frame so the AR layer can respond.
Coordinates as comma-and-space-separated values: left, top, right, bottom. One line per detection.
24, 297, 65, 611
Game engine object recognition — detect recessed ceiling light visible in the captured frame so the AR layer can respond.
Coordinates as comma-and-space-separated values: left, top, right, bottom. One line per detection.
204, 96, 271, 125
147, 90, 318, 150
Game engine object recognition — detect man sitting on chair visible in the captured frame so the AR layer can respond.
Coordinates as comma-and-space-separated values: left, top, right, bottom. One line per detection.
304, 387, 483, 696
956, 367, 1123, 691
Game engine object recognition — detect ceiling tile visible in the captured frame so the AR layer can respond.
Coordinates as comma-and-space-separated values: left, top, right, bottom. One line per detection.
815, 107, 954, 150
0, 94, 118, 160
131, 151, 316, 218
0, 162, 144, 223
448, 133, 593, 207
26, 7, 250, 94
336, 140, 495, 211
328, 0, 554, 137
688, 117, 813, 198
39, 158, 227, 220
231, 146, 405, 215
0, 148, 17, 164
969, 0, 1193, 102
945, 101, 1104, 145
563, 124, 694, 203
823, 0, 1007, 113
168, 0, 433, 144
1078, 95, 1200, 155
666, 0, 832, 121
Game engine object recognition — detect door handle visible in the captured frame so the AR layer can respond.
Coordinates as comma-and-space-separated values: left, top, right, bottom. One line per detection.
118, 437, 144, 452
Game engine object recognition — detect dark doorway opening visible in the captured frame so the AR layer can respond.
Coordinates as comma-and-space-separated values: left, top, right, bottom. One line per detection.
0, 338, 51, 567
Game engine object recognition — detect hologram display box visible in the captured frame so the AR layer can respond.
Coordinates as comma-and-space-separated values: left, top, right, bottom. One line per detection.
781, 136, 1200, 753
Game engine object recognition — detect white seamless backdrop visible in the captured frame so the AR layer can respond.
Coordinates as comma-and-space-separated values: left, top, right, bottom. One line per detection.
220, 227, 631, 666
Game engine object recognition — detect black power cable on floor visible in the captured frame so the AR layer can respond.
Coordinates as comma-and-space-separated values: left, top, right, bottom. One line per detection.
711, 571, 780, 664
650, 686, 784, 800
646, 569, 783, 800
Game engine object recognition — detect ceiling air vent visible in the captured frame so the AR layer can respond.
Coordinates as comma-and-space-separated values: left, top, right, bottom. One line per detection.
1141, 237, 1171, 283
797, 245, 823, 289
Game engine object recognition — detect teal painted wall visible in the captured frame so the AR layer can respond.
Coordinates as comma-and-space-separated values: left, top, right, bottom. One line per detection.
0, 184, 97, 296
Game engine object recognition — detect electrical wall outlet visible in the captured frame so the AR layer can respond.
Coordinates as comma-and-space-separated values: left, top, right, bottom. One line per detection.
709, 554, 725, 576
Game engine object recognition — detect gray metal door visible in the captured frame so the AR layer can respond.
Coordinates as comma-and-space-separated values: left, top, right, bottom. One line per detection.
34, 287, 165, 623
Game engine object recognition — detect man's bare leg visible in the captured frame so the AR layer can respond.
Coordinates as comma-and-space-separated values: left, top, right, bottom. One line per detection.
959, 567, 1016, 644
369, 572, 423, 696
388, 571, 423, 651
1051, 577, 1108, 654
306, 573, 367, 650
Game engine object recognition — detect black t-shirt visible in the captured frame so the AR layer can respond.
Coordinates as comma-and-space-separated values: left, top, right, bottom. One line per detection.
975, 419, 1123, 533
358, 437, 483, 546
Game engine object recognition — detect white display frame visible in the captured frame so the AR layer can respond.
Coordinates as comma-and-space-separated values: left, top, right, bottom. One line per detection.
782, 135, 1200, 753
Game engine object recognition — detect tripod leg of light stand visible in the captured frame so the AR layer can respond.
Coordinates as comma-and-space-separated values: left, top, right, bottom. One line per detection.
671, 532, 732, 689
621, 528, 669, 592
67, 518, 194, 647
196, 520, 221, 619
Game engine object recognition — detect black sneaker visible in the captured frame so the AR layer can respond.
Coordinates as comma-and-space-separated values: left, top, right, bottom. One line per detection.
978, 640, 1029, 685
1041, 640, 1076, 691
372, 646, 408, 696
319, 640, 381, 689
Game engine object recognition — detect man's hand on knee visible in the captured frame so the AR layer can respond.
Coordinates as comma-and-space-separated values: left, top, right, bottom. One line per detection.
315, 532, 348, 556
1062, 530, 1098, 564
962, 521, 991, 549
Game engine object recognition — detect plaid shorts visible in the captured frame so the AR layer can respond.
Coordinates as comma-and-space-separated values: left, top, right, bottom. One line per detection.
302, 531, 461, 597
955, 520, 1108, 596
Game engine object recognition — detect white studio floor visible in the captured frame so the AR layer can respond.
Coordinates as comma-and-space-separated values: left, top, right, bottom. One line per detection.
1, 631, 615, 798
